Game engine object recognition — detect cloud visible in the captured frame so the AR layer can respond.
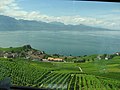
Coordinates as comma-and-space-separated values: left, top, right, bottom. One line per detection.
0, 0, 19, 11
0, 0, 120, 30
97, 14, 120, 29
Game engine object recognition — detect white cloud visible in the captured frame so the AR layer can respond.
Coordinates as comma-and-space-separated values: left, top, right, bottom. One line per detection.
0, 0, 120, 30
0, 0, 17, 11
97, 14, 120, 29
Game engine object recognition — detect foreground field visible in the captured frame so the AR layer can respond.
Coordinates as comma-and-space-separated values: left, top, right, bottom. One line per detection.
0, 57, 120, 90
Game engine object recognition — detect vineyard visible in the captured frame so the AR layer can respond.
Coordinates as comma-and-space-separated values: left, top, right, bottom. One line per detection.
0, 58, 120, 90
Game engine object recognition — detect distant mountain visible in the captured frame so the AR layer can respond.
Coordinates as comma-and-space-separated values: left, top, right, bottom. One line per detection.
49, 21, 65, 25
0, 15, 112, 31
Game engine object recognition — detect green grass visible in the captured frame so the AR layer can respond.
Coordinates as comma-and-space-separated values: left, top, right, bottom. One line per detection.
0, 45, 37, 53
35, 58, 120, 80
0, 47, 24, 52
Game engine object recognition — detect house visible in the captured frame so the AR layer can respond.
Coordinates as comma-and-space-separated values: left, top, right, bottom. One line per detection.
97, 55, 102, 60
25, 55, 31, 59
97, 54, 112, 60
30, 55, 42, 61
33, 51, 42, 56
42, 59, 50, 62
53, 58, 63, 62
4, 53, 14, 58
27, 51, 33, 55
115, 52, 120, 56
105, 54, 113, 60
12, 53, 18, 58
48, 57, 63, 62
48, 57, 54, 61
97, 54, 108, 60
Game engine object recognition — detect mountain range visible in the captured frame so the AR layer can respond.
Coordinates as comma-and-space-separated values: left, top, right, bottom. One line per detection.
0, 15, 112, 31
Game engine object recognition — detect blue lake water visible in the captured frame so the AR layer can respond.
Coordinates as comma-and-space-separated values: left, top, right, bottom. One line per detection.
0, 30, 120, 56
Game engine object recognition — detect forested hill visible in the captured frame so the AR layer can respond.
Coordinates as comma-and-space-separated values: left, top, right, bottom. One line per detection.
0, 15, 112, 31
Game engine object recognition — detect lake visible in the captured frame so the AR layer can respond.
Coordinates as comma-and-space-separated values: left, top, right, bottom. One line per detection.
0, 30, 120, 56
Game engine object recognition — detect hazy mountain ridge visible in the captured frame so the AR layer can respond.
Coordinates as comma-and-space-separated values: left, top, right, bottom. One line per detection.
0, 15, 113, 31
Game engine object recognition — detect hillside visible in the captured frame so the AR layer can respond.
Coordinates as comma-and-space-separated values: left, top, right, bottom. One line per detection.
0, 45, 120, 89
0, 55, 120, 89
0, 15, 112, 31
0, 45, 119, 62
0, 45, 46, 61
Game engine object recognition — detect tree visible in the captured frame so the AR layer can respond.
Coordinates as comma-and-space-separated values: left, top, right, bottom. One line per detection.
73, 57, 77, 59
92, 58, 94, 61
44, 54, 51, 59
74, 59, 85, 63
84, 55, 87, 57
11, 50, 15, 53
87, 59, 90, 61
9, 59, 13, 62
53, 54, 59, 57
23, 45, 32, 49
42, 51, 45, 54
64, 57, 67, 60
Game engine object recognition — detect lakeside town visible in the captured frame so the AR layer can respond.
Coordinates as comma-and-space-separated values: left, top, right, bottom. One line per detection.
0, 45, 64, 62
0, 45, 120, 63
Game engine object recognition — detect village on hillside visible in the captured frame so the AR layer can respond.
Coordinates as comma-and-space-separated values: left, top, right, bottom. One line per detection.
0, 45, 120, 62
0, 45, 64, 62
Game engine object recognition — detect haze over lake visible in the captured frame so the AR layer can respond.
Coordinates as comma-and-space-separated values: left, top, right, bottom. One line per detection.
0, 0, 120, 56
0, 30, 120, 56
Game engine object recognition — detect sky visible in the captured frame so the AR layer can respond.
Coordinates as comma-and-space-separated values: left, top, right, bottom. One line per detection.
0, 0, 120, 30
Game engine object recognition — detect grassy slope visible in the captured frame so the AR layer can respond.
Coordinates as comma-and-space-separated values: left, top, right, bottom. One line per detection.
0, 55, 119, 80
31, 56, 120, 81
0, 47, 23, 52
0, 46, 37, 52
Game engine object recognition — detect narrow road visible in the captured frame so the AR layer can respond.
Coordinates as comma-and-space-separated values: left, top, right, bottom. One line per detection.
78, 67, 83, 72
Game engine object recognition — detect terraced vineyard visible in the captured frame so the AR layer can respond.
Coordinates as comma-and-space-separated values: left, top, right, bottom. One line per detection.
0, 58, 120, 90
37, 73, 120, 90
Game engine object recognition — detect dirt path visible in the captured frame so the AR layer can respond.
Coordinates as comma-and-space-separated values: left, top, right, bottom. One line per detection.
78, 67, 83, 72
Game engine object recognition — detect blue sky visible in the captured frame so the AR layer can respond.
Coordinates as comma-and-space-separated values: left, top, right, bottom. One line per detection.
16, 0, 120, 17
0, 0, 120, 30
